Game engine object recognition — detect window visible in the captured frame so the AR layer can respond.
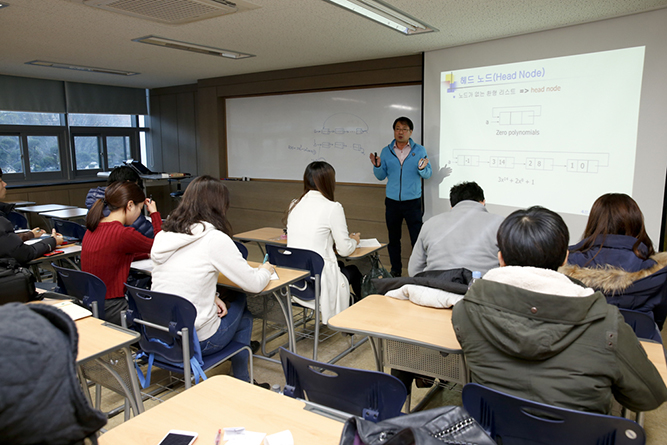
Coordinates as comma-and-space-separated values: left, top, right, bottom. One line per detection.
0, 111, 62, 126
0, 135, 22, 173
69, 113, 133, 127
0, 111, 146, 184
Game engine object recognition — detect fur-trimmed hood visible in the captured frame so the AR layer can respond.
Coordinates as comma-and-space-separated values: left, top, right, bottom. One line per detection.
559, 252, 667, 294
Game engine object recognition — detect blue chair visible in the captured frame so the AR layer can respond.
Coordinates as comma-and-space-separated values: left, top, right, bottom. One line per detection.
619, 308, 662, 343
266, 244, 325, 360
7, 211, 28, 230
462, 383, 645, 445
51, 218, 87, 243
123, 284, 253, 389
234, 240, 249, 259
52, 264, 106, 320
280, 347, 406, 422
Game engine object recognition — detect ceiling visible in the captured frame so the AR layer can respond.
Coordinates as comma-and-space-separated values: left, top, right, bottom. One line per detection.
2, 0, 667, 90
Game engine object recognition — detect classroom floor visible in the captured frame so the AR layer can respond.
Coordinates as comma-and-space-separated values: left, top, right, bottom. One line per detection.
97, 245, 667, 444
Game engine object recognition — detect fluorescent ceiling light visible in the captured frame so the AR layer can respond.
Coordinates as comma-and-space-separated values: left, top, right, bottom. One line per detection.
25, 60, 139, 76
323, 0, 436, 35
133, 35, 254, 59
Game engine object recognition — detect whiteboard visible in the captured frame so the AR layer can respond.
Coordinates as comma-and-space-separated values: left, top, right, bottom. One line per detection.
226, 85, 422, 184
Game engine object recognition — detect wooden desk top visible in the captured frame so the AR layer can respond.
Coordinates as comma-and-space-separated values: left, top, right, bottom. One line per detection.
28, 244, 82, 265
75, 316, 139, 363
234, 226, 387, 260
328, 294, 462, 353
218, 261, 309, 295
234, 227, 286, 244
131, 259, 309, 296
640, 341, 667, 386
98, 375, 343, 445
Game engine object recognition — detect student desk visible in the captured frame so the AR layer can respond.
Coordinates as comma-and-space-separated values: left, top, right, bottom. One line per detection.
640, 340, 667, 386
234, 226, 388, 260
27, 244, 82, 281
130, 260, 309, 357
39, 207, 88, 220
15, 204, 77, 228
76, 316, 145, 417
328, 294, 467, 385
329, 294, 667, 389
98, 375, 343, 445
35, 299, 145, 418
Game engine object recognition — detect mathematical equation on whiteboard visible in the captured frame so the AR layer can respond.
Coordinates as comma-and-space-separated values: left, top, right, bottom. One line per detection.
497, 177, 535, 185
451, 150, 610, 174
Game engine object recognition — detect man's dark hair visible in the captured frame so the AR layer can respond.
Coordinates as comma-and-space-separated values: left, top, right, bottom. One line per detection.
449, 182, 485, 207
393, 116, 414, 131
107, 165, 143, 188
497, 206, 569, 271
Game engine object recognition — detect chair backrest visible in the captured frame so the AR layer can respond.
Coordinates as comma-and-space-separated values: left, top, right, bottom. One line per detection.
619, 308, 662, 342
234, 240, 249, 260
7, 211, 28, 230
124, 284, 200, 365
52, 264, 106, 320
52, 218, 86, 242
462, 383, 645, 445
266, 245, 324, 302
279, 347, 406, 422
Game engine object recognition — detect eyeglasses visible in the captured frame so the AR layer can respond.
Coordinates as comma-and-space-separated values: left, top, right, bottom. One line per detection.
394, 127, 411, 132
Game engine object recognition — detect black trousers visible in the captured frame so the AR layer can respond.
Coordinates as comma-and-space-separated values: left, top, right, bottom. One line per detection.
385, 197, 423, 276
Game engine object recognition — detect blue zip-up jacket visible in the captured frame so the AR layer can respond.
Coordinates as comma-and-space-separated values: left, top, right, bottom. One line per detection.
373, 138, 432, 201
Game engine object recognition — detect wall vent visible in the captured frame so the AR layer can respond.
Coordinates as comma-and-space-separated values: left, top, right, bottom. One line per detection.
66, 0, 259, 24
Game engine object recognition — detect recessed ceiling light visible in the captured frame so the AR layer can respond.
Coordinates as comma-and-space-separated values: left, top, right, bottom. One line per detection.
0, 3, 10, 9
25, 60, 140, 76
322, 0, 436, 35
133, 35, 254, 59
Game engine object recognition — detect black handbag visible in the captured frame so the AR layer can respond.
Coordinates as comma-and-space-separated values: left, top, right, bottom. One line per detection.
339, 406, 496, 445
0, 258, 37, 305
361, 255, 393, 298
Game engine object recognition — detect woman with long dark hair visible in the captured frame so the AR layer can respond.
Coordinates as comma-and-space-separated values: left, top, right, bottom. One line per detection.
568, 193, 656, 271
563, 193, 667, 327
81, 181, 162, 325
285, 161, 361, 323
150, 176, 273, 383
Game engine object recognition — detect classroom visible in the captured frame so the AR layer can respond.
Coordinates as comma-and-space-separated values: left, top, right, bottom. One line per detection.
2, 1, 667, 444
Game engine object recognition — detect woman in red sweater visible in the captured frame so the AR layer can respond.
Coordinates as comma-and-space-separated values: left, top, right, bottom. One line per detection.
82, 181, 161, 325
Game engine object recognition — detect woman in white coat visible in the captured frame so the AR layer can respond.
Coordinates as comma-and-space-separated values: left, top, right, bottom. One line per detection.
286, 162, 361, 324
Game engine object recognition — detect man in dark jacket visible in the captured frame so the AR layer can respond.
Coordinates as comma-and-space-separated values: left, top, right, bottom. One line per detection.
452, 206, 667, 414
0, 168, 63, 264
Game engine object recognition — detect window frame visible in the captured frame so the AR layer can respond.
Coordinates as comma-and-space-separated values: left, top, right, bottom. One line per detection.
70, 126, 141, 179
0, 125, 69, 182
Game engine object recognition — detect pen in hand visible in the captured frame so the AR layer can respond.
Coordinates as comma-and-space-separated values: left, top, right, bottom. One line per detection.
214, 428, 221, 445
263, 253, 269, 264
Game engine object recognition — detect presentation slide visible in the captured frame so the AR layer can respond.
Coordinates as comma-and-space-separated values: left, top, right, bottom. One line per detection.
439, 46, 645, 217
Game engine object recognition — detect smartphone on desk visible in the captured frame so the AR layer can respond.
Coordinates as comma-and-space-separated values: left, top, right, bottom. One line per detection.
158, 430, 198, 445
43, 250, 64, 257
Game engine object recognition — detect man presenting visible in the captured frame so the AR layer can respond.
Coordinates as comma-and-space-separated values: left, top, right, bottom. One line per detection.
371, 117, 431, 277
408, 181, 503, 277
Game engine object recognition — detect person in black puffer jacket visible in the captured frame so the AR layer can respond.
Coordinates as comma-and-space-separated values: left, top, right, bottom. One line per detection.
0, 303, 107, 444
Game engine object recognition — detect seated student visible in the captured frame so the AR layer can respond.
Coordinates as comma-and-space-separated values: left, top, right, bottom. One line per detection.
86, 165, 155, 238
563, 193, 667, 328
150, 176, 273, 384
452, 206, 667, 414
286, 161, 362, 321
0, 168, 64, 264
81, 181, 161, 325
408, 181, 504, 277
